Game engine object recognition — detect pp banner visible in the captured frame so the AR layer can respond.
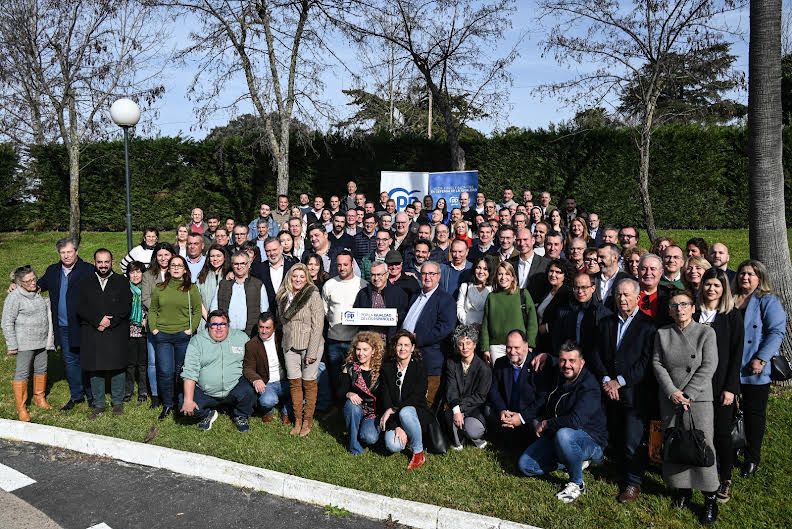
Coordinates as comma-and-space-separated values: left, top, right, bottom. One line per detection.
428, 171, 479, 210
341, 308, 399, 326
380, 171, 428, 211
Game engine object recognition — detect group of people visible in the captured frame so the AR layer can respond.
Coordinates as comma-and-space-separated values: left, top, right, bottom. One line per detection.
3, 182, 788, 526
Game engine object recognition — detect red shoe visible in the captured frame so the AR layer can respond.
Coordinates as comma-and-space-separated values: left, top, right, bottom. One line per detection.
407, 451, 426, 471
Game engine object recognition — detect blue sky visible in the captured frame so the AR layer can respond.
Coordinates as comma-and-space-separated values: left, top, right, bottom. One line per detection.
151, 1, 750, 139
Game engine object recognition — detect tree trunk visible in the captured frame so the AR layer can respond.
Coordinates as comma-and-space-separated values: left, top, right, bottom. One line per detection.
637, 124, 657, 242
67, 94, 81, 244
749, 0, 792, 368
275, 143, 289, 196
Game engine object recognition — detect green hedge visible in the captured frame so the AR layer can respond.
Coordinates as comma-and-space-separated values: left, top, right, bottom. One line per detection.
2, 125, 790, 231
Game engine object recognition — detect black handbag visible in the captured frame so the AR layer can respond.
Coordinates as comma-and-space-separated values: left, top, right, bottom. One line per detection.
730, 398, 747, 450
663, 407, 715, 467
770, 355, 792, 382
426, 413, 449, 454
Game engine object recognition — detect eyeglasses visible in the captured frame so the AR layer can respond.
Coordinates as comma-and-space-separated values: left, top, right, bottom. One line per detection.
669, 302, 693, 310
208, 322, 229, 328
232, 262, 248, 267
370, 272, 387, 278
621, 234, 637, 240
572, 285, 593, 291
640, 294, 652, 311
421, 272, 439, 277
583, 257, 598, 263
169, 264, 185, 270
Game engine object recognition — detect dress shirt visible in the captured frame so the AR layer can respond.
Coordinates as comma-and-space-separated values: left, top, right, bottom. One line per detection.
402, 285, 439, 332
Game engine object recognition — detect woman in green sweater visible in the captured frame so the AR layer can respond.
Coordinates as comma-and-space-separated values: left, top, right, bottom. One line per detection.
148, 255, 202, 420
480, 261, 538, 364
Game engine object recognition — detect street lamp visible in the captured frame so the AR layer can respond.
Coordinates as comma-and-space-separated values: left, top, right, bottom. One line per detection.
110, 98, 141, 252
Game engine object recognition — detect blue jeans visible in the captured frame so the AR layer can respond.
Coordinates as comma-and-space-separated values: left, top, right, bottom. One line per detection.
317, 340, 349, 411
518, 427, 604, 486
90, 369, 126, 409
256, 379, 290, 416
154, 331, 190, 407
59, 326, 90, 401
384, 406, 424, 454
343, 400, 380, 455
180, 376, 256, 419
146, 334, 158, 396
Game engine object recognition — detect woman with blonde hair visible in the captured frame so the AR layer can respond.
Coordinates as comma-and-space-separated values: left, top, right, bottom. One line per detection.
622, 247, 648, 278
339, 331, 384, 455
276, 263, 325, 436
683, 255, 711, 292
567, 217, 590, 247
173, 224, 189, 257
480, 261, 538, 364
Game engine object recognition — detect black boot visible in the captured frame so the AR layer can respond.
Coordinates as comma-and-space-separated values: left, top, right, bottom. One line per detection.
149, 395, 161, 409
700, 492, 719, 525
672, 488, 692, 509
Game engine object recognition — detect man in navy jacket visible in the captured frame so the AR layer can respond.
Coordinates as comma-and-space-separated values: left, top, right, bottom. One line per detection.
518, 340, 607, 504
401, 261, 456, 408
36, 237, 95, 410
487, 330, 554, 441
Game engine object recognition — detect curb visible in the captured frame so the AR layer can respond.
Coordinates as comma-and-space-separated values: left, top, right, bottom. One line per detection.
0, 419, 540, 529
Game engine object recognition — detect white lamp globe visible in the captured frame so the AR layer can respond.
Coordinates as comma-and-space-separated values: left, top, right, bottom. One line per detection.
110, 98, 141, 127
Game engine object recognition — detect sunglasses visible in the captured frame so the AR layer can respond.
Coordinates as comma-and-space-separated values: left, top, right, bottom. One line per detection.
396, 370, 403, 388
15, 264, 32, 274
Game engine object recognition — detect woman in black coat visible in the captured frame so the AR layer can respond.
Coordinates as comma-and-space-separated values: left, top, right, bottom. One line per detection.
379, 330, 433, 470
444, 325, 492, 450
695, 268, 744, 503
535, 259, 573, 355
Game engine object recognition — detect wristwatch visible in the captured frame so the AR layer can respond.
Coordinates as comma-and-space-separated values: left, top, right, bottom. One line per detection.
758, 359, 767, 366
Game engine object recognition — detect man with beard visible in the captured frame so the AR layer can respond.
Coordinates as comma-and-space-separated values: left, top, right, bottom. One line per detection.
77, 249, 132, 419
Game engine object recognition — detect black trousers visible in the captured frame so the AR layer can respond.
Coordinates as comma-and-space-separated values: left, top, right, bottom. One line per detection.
740, 383, 771, 465
712, 400, 736, 481
125, 336, 148, 398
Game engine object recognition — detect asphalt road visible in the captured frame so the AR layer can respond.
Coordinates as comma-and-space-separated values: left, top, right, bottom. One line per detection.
0, 439, 402, 529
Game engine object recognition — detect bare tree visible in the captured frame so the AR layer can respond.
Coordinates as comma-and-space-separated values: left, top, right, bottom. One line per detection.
0, 0, 167, 241
152, 0, 337, 196
537, 0, 743, 241
749, 0, 792, 363
327, 0, 520, 170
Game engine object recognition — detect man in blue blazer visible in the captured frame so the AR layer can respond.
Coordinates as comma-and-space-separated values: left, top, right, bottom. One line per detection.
36, 237, 95, 410
250, 236, 297, 314
487, 330, 554, 442
401, 261, 456, 408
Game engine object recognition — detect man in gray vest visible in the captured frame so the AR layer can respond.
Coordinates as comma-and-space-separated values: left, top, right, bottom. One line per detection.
211, 251, 269, 336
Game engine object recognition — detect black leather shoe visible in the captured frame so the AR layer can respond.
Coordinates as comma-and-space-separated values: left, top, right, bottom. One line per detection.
149, 396, 161, 409
741, 462, 759, 478
672, 489, 692, 509
158, 406, 173, 421
700, 493, 719, 525
60, 398, 85, 411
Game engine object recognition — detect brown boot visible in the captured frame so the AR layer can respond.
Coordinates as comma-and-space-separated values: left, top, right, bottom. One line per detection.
289, 379, 303, 436
12, 380, 31, 422
300, 380, 318, 437
32, 374, 52, 409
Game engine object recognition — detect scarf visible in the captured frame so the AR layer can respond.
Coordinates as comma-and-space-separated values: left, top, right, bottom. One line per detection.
130, 282, 143, 325
352, 363, 378, 420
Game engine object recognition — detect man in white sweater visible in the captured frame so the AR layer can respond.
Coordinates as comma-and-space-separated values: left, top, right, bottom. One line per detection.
317, 250, 366, 412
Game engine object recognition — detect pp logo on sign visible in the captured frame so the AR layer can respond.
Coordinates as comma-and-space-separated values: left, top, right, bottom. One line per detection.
388, 188, 422, 211
343, 311, 356, 324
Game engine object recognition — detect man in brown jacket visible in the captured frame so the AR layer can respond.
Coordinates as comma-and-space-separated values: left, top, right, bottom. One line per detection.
243, 311, 290, 424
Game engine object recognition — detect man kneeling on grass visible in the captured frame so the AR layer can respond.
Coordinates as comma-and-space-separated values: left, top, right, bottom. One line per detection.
517, 340, 608, 503
180, 309, 256, 432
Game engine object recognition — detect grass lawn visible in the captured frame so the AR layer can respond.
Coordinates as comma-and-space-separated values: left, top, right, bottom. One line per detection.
1, 229, 791, 529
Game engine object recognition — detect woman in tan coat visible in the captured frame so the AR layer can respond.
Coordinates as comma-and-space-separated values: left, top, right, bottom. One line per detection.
276, 263, 325, 436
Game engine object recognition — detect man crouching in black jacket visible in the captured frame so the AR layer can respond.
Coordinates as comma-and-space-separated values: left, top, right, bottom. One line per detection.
517, 340, 608, 504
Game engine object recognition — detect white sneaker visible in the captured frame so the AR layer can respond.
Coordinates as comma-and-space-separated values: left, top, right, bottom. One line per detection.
451, 443, 464, 451
556, 482, 585, 503
472, 439, 488, 450
582, 460, 591, 470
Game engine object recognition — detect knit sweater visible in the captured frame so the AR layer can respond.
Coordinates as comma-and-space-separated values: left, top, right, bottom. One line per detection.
120, 245, 154, 273
2, 288, 52, 351
322, 275, 367, 341
481, 289, 539, 350
148, 280, 202, 334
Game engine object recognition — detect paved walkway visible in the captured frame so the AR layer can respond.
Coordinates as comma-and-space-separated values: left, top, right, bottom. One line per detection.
0, 439, 398, 529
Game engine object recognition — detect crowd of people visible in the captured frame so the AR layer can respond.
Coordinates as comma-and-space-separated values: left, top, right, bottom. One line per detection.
3, 181, 788, 525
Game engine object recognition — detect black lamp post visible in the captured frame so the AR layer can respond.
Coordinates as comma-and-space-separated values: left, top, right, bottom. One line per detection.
110, 98, 141, 252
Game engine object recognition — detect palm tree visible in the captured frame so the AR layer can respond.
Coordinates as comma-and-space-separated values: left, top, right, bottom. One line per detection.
749, 0, 792, 365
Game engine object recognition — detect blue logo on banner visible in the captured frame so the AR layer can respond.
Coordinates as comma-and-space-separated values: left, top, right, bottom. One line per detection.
388, 188, 422, 210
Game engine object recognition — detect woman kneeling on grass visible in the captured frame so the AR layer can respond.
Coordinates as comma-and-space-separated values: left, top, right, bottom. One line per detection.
339, 331, 384, 455
379, 330, 432, 470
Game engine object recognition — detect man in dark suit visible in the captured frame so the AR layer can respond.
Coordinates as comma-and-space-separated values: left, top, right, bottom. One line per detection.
251, 237, 296, 313
353, 262, 409, 340
467, 221, 499, 263
588, 212, 604, 248
549, 272, 611, 358
36, 237, 95, 410
509, 228, 550, 303
588, 277, 657, 504
487, 329, 554, 441
328, 211, 354, 250
401, 261, 456, 408
594, 243, 631, 310
76, 248, 132, 419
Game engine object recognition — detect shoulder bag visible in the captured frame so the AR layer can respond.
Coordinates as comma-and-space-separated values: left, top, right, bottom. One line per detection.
770, 355, 792, 382
730, 397, 747, 449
